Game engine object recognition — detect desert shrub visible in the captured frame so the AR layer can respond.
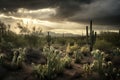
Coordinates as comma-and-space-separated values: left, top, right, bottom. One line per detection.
32, 63, 48, 80
80, 45, 90, 56
90, 50, 120, 80
0, 38, 14, 52
83, 63, 92, 77
74, 50, 83, 63
70, 42, 79, 51
33, 46, 72, 80
66, 43, 79, 56
66, 43, 72, 55
112, 48, 120, 56
94, 39, 113, 51
61, 55, 72, 68
91, 50, 105, 73
11, 48, 25, 66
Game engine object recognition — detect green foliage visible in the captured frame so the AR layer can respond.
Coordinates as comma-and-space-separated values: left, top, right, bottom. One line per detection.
0, 38, 14, 51
74, 50, 82, 63
33, 46, 64, 80
112, 48, 120, 56
90, 50, 120, 80
80, 45, 90, 56
61, 55, 72, 68
66, 42, 79, 56
32, 63, 48, 80
46, 32, 52, 47
99, 32, 120, 47
91, 50, 105, 73
83, 64, 92, 76
94, 39, 113, 51
33, 46, 72, 80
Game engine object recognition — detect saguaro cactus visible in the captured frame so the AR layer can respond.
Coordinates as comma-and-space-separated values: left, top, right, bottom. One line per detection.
90, 20, 93, 51
47, 32, 51, 48
86, 26, 89, 44
119, 29, 120, 35
0, 23, 6, 43
89, 20, 97, 51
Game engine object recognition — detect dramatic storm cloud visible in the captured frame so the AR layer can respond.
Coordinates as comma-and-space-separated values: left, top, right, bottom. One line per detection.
69, 0, 120, 25
0, 0, 119, 35
0, 0, 120, 25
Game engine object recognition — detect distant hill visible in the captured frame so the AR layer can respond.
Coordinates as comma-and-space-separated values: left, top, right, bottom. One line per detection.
42, 31, 80, 37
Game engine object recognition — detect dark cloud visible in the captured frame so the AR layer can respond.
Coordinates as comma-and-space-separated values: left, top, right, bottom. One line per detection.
0, 0, 92, 11
68, 0, 120, 25
0, 0, 120, 25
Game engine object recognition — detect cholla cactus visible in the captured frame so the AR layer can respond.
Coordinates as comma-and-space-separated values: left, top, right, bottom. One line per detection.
16, 54, 24, 66
91, 50, 107, 74
83, 64, 92, 77
70, 42, 79, 51
107, 61, 113, 73
80, 45, 90, 56
61, 55, 72, 68
11, 51, 18, 65
74, 50, 82, 63
32, 63, 48, 79
38, 46, 72, 79
90, 50, 120, 79
12, 48, 25, 66
66, 43, 71, 54
42, 46, 67, 79
112, 48, 120, 56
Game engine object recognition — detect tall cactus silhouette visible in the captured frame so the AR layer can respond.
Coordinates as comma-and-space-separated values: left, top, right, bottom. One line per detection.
86, 26, 89, 44
119, 29, 120, 35
0, 21, 6, 42
89, 20, 97, 51
47, 32, 51, 48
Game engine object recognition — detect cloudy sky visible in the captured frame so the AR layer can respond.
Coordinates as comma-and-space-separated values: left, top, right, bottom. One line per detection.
0, 0, 120, 35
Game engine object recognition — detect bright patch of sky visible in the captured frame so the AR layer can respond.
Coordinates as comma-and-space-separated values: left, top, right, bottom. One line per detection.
0, 8, 119, 35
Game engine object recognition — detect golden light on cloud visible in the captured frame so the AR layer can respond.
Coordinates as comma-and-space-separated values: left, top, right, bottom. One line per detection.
0, 7, 119, 35
17, 8, 56, 14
